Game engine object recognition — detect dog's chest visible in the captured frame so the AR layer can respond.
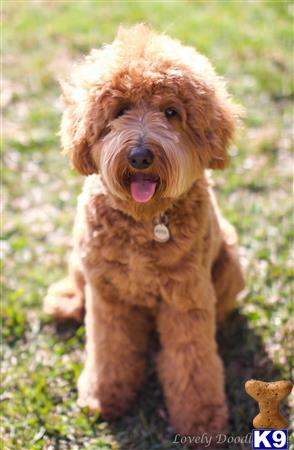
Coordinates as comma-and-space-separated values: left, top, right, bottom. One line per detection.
80, 196, 201, 303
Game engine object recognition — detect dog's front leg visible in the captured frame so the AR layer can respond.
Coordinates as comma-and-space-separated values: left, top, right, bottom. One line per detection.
78, 283, 151, 419
157, 298, 228, 446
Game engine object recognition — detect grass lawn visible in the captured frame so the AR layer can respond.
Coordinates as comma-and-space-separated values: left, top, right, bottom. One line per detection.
1, 1, 293, 449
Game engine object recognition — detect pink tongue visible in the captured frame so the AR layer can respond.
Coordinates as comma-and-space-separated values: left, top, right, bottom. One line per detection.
131, 180, 157, 203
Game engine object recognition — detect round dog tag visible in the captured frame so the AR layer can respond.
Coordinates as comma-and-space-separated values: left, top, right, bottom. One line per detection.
154, 223, 170, 243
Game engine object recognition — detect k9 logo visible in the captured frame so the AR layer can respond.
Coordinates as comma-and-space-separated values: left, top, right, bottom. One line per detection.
252, 430, 288, 450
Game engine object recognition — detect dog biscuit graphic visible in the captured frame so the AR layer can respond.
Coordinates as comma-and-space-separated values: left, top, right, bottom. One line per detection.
245, 379, 293, 429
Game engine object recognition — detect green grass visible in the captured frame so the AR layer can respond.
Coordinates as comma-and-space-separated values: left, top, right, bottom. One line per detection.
2, 1, 293, 449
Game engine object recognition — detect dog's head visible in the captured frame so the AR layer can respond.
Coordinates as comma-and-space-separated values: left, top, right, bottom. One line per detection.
61, 25, 240, 218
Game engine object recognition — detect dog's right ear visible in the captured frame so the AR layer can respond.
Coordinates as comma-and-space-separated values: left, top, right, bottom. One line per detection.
59, 80, 97, 175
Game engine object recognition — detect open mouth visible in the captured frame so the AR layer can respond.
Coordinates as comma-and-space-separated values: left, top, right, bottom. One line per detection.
127, 172, 159, 203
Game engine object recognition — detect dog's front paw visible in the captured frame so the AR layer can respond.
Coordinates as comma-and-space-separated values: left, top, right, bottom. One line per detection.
77, 370, 101, 414
77, 393, 101, 414
78, 368, 138, 420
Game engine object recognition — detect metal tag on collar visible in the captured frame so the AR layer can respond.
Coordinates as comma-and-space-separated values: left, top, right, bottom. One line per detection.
153, 214, 170, 243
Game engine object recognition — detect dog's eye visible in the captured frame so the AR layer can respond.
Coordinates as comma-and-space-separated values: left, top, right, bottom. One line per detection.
164, 108, 179, 119
114, 106, 129, 119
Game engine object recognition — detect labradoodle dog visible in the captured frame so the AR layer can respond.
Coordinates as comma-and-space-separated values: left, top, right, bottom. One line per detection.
44, 24, 244, 443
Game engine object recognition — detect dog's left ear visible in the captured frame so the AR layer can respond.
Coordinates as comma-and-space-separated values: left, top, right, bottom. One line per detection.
185, 63, 241, 170
204, 90, 241, 170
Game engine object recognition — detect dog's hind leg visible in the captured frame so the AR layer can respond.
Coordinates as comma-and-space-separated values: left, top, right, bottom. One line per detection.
43, 254, 85, 322
212, 240, 245, 324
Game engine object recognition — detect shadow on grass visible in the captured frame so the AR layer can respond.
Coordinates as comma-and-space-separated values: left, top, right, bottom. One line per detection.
53, 311, 290, 450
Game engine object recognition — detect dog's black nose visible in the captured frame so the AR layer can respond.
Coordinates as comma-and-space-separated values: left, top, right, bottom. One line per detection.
128, 147, 154, 170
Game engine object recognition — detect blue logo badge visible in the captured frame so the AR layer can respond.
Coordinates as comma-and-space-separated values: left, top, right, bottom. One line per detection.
252, 429, 288, 450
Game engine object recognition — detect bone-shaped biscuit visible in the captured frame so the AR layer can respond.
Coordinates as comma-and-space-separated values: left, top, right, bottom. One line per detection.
245, 379, 293, 429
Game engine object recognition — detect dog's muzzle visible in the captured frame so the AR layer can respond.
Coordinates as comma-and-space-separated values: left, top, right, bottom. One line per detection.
127, 147, 158, 203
